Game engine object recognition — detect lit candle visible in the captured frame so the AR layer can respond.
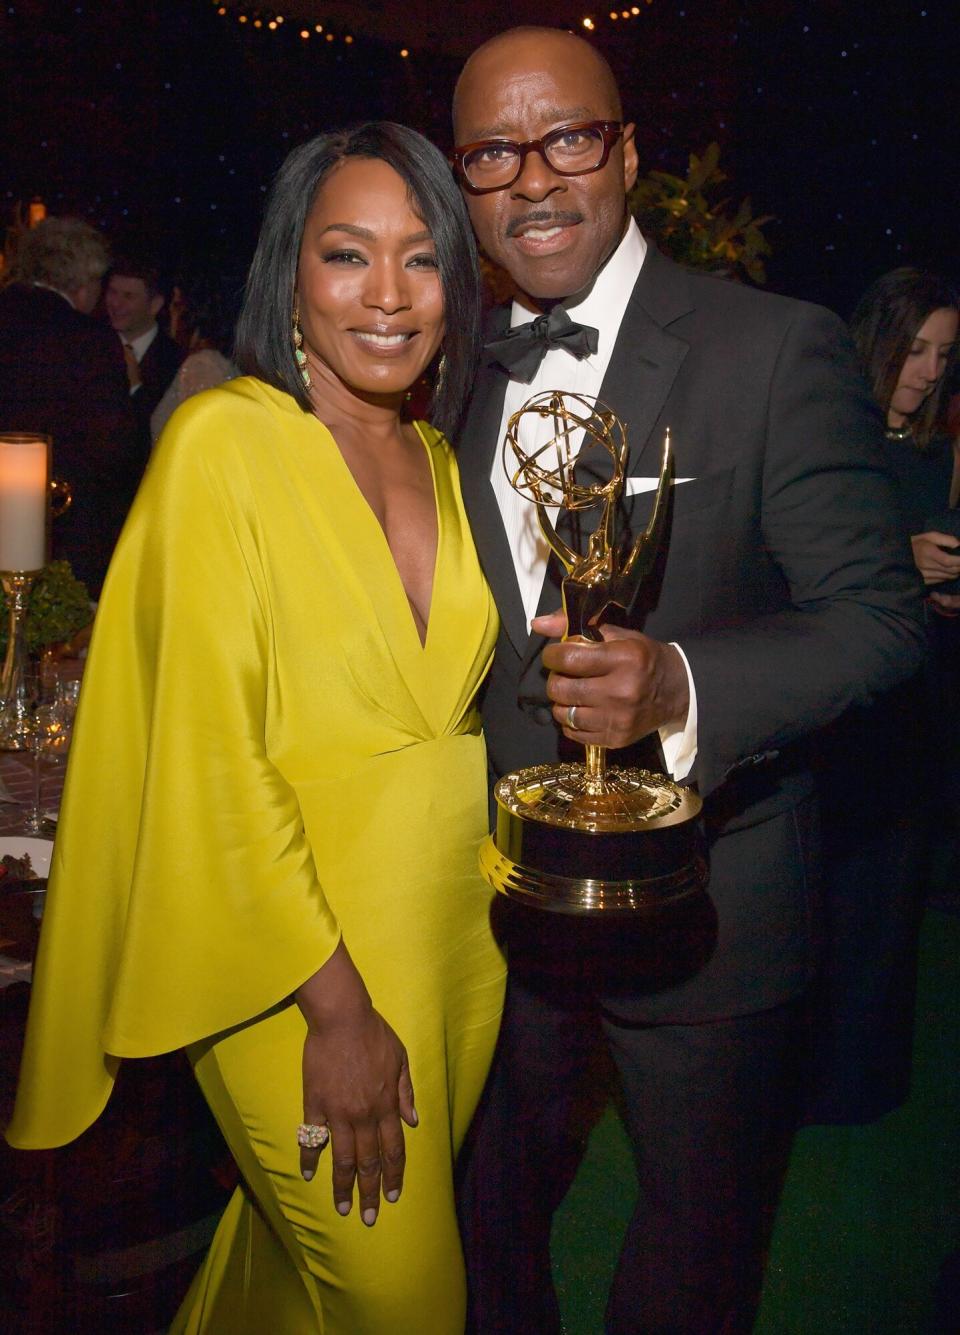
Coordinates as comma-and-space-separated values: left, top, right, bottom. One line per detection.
0, 434, 50, 571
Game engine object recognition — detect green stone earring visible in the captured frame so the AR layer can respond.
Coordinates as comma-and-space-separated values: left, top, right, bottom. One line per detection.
293, 301, 311, 390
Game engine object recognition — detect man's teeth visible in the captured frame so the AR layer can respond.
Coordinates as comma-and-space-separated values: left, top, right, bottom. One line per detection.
523, 226, 563, 239
355, 332, 410, 347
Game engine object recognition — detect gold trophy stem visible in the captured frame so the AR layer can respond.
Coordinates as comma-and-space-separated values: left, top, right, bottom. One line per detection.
585, 744, 606, 792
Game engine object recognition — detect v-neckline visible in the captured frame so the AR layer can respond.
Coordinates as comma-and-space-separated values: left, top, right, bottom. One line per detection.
323, 418, 442, 652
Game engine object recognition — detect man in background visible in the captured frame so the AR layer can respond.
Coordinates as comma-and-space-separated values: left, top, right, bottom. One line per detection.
105, 258, 183, 439
0, 217, 140, 595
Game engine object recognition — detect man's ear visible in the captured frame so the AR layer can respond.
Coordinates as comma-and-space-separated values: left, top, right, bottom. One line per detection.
149, 293, 164, 321
622, 122, 639, 193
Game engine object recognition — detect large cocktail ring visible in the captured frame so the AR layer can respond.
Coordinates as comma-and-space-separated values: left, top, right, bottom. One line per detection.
296, 1122, 330, 1150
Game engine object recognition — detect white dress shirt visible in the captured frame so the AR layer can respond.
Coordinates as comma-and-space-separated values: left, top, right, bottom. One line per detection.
120, 324, 159, 364
490, 219, 698, 779
118, 326, 158, 397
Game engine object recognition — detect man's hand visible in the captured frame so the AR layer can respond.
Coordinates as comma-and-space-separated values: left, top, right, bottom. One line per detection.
532, 611, 690, 747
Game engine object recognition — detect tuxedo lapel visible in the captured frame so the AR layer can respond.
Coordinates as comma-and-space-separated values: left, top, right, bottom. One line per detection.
599, 248, 693, 476
459, 324, 531, 656
461, 252, 695, 661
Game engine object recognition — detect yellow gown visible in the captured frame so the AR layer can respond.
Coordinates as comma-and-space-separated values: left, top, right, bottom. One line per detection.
6, 377, 506, 1333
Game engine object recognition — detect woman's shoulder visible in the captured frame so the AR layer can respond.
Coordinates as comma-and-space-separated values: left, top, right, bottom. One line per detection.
158, 376, 303, 453
148, 377, 322, 504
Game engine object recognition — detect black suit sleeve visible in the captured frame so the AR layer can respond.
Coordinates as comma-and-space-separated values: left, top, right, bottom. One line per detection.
682, 304, 926, 797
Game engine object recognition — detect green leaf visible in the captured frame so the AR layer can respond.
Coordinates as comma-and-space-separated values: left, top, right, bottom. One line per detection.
0, 561, 93, 654
628, 142, 774, 284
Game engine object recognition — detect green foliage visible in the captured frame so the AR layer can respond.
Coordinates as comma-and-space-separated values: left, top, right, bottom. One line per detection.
628, 143, 774, 284
0, 560, 92, 653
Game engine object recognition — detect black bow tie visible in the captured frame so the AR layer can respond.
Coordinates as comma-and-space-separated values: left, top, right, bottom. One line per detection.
484, 307, 600, 382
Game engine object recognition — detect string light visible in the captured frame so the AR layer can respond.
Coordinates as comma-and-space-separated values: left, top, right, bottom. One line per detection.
588, 1, 654, 29
210, 2, 653, 55
212, 4, 368, 47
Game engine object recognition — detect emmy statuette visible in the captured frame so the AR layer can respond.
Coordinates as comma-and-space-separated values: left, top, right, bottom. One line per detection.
479, 392, 706, 915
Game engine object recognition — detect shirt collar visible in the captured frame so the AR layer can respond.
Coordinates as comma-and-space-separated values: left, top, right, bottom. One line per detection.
121, 324, 159, 362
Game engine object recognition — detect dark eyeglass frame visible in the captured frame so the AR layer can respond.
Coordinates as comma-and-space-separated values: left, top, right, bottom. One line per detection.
451, 120, 624, 195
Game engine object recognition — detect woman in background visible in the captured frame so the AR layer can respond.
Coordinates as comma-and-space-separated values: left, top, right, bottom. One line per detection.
807, 268, 959, 1125
852, 268, 960, 607
150, 272, 242, 441
7, 123, 505, 1333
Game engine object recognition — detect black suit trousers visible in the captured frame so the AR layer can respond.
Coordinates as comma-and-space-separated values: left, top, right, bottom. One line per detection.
458, 961, 802, 1335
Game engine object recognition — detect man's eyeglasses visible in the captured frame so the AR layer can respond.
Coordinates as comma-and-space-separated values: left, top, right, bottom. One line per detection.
452, 121, 624, 194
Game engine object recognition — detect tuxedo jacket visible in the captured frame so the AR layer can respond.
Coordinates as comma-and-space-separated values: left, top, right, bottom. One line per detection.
0, 282, 142, 596
133, 327, 184, 424
458, 246, 926, 1023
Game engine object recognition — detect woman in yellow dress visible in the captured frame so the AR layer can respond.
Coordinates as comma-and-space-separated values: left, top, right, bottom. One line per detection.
6, 123, 506, 1333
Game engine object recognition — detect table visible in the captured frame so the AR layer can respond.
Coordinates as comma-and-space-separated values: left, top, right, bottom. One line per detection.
0, 655, 233, 1334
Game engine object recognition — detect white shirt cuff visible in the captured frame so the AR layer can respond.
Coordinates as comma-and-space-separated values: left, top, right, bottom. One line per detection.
657, 641, 698, 781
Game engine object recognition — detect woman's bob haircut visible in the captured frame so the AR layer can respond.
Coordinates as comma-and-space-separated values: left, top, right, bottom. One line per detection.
236, 122, 481, 440
851, 267, 959, 449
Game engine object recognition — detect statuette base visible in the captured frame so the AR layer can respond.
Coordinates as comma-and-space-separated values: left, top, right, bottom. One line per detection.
481, 763, 706, 916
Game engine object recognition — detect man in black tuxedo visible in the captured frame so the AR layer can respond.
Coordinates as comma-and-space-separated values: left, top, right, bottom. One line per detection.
0, 217, 140, 596
452, 28, 926, 1334
104, 259, 183, 440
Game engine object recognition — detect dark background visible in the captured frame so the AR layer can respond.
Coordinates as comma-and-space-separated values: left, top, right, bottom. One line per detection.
2, 0, 956, 318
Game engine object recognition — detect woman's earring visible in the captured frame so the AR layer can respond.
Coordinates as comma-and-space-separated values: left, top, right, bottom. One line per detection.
293, 301, 311, 390
433, 352, 448, 402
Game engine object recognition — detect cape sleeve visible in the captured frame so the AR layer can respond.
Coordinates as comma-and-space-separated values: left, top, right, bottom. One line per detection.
7, 387, 341, 1148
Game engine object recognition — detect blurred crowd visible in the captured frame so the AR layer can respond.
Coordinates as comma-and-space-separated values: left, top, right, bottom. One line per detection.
0, 214, 241, 596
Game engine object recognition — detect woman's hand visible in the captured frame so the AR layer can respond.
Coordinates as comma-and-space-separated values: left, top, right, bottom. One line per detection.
929, 589, 960, 617
295, 941, 417, 1227
910, 531, 960, 584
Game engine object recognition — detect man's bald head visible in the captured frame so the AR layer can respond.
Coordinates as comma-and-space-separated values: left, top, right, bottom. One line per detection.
453, 27, 623, 138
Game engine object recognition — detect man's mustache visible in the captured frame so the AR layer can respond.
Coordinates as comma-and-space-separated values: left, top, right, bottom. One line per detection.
505, 211, 583, 238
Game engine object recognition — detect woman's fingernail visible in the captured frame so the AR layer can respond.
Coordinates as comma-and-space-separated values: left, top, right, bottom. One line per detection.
336, 1201, 351, 1216
385, 1189, 400, 1203
362, 1208, 377, 1227
410, 1108, 419, 1126
302, 1169, 314, 1182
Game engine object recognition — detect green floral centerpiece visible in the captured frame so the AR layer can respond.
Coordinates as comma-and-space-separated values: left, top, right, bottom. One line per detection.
628, 143, 774, 284
0, 560, 92, 655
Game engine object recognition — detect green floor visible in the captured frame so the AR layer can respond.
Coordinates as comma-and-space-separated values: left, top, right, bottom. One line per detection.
551, 910, 960, 1334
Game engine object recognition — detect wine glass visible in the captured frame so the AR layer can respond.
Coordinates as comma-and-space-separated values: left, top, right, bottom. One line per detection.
21, 668, 62, 835
55, 675, 81, 741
